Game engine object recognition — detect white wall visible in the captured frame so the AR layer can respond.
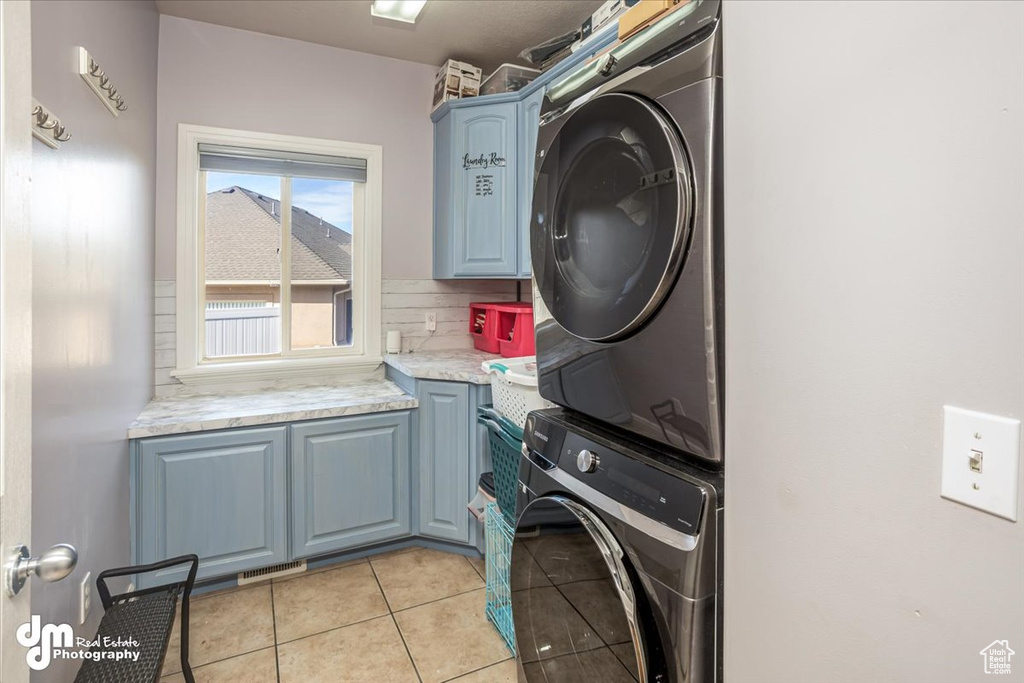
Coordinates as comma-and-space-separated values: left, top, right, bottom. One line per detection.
155, 16, 436, 280
30, 1, 159, 680
723, 2, 1024, 682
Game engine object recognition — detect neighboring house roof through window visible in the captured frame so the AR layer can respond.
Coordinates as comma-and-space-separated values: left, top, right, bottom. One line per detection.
205, 186, 352, 283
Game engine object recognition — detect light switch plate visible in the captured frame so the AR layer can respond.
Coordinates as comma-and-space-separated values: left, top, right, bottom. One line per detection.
941, 406, 1020, 521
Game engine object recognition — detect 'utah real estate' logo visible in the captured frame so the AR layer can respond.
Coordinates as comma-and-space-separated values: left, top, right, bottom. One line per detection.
980, 640, 1015, 675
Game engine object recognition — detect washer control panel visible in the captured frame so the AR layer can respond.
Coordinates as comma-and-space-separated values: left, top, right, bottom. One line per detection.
526, 412, 706, 535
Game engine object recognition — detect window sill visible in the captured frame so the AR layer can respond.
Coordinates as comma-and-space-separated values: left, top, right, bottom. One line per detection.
171, 355, 384, 389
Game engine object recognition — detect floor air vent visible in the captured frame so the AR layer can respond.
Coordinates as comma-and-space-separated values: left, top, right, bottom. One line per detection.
238, 560, 306, 585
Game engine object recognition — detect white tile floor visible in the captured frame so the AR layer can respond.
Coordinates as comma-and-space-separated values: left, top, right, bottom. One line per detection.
158, 547, 515, 683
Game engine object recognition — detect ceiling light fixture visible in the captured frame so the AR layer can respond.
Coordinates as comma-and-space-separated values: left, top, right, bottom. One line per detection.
370, 0, 427, 24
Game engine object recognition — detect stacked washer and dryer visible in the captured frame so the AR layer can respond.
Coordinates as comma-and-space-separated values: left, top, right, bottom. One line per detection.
511, 2, 724, 681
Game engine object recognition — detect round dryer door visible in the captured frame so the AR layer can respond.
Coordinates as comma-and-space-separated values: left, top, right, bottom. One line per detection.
511, 496, 661, 682
532, 92, 693, 342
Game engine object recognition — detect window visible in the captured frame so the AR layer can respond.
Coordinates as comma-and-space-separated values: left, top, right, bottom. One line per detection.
174, 125, 382, 385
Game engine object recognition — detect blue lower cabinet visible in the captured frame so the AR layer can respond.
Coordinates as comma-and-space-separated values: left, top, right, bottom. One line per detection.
132, 390, 493, 583
417, 381, 471, 543
136, 427, 288, 588
290, 413, 411, 558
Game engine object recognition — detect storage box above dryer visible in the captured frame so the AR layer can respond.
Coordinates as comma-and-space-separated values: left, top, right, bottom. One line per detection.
481, 64, 541, 96
433, 59, 482, 112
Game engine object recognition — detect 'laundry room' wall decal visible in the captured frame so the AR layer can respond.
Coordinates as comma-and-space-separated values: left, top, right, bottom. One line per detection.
463, 152, 506, 170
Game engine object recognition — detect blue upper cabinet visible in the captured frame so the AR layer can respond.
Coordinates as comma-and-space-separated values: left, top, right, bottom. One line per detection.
517, 87, 546, 278
435, 102, 519, 278
432, 24, 619, 280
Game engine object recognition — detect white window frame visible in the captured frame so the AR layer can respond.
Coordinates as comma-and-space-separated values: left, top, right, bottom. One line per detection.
173, 124, 382, 387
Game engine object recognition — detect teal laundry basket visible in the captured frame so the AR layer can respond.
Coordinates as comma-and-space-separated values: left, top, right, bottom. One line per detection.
477, 405, 523, 654
484, 502, 515, 654
477, 405, 523, 526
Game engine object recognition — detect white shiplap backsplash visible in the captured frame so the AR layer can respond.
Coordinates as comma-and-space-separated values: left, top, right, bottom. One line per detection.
154, 280, 177, 395
153, 278, 530, 396
381, 279, 524, 353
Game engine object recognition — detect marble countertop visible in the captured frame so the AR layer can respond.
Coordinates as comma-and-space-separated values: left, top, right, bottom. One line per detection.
384, 349, 502, 385
129, 379, 417, 439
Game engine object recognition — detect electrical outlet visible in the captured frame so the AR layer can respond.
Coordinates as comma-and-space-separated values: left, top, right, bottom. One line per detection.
79, 572, 91, 625
425, 311, 437, 332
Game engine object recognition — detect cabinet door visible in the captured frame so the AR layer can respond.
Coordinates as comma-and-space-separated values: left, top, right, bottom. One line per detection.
518, 87, 545, 278
137, 427, 288, 587
417, 381, 471, 542
467, 383, 493, 552
452, 102, 518, 277
290, 413, 411, 559
433, 113, 456, 279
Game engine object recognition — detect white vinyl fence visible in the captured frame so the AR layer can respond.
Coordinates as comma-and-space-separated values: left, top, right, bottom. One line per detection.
205, 303, 280, 357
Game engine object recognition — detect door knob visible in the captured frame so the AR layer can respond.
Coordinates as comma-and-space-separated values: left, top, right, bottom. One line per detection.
5, 544, 78, 597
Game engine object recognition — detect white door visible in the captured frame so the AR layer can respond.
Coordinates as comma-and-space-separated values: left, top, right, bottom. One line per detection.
0, 1, 33, 681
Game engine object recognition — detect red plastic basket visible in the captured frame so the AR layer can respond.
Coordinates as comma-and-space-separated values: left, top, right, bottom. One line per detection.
469, 302, 534, 356
497, 306, 534, 357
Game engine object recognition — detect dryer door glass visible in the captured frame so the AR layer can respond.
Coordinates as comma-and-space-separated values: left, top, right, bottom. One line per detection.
511, 496, 651, 682
532, 93, 693, 342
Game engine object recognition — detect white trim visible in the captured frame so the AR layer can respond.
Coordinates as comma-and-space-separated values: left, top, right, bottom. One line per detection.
1, 1, 34, 678
280, 176, 293, 353
204, 280, 349, 286
175, 123, 383, 387
196, 169, 207, 360
293, 280, 350, 287
172, 355, 384, 387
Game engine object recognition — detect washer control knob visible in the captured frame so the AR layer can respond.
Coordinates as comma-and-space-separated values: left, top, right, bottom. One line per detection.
598, 53, 618, 77
576, 449, 599, 473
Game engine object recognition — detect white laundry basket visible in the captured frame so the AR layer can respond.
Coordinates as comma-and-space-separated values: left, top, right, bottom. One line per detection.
481, 356, 547, 429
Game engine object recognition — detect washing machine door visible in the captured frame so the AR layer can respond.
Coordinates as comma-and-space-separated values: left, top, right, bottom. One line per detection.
532, 92, 693, 342
511, 496, 660, 682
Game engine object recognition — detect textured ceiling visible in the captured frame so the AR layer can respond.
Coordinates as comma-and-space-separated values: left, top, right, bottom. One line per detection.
154, 0, 604, 74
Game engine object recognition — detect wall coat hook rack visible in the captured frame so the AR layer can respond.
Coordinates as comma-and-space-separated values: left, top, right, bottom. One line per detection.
78, 47, 128, 116
31, 99, 71, 149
